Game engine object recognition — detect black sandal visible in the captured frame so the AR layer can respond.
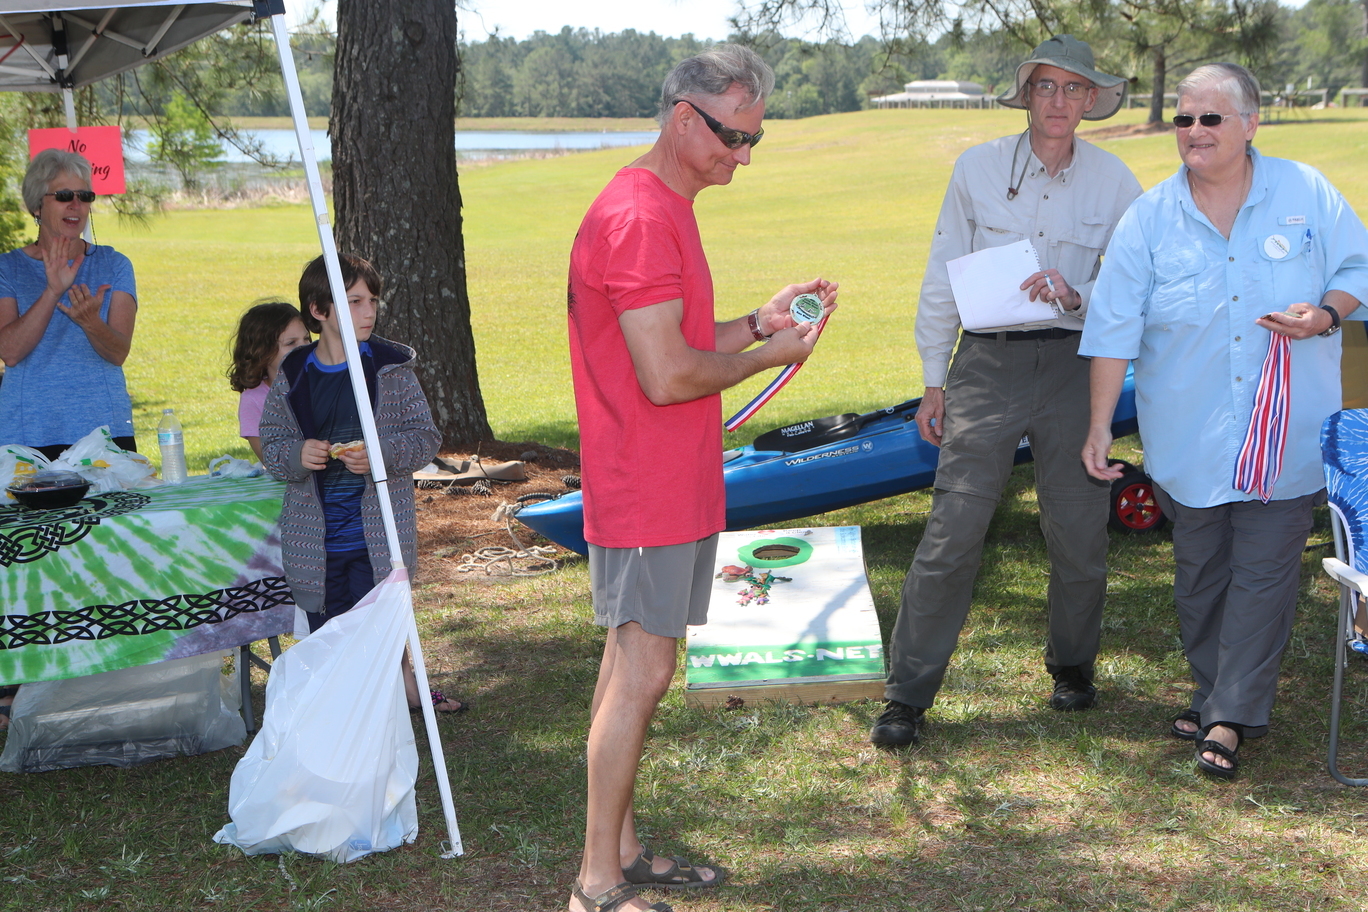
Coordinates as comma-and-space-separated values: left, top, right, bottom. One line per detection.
1195, 722, 1244, 780
572, 881, 672, 912
622, 847, 727, 889
1170, 709, 1201, 741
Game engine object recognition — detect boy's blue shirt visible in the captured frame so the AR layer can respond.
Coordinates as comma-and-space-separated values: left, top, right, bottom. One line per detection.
305, 343, 371, 550
276, 338, 411, 550
277, 337, 410, 438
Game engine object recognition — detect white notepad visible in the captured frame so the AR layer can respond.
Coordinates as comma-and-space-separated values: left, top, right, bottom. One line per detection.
946, 239, 1057, 331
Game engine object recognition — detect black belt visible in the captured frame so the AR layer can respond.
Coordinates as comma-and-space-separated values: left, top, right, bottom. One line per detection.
963, 328, 1081, 341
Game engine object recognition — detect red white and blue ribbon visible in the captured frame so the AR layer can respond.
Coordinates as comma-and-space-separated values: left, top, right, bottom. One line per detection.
1233, 332, 1291, 503
724, 314, 830, 432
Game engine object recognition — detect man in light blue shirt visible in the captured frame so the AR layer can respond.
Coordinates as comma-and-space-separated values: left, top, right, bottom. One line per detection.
1081, 63, 1368, 779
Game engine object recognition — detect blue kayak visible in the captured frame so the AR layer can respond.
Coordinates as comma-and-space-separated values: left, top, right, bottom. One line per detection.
515, 373, 1142, 555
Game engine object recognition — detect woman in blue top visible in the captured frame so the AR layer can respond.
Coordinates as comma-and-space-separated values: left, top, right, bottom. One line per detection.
1080, 63, 1368, 780
0, 149, 137, 461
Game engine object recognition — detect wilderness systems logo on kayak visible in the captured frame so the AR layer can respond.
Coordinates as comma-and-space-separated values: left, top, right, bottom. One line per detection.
784, 443, 862, 466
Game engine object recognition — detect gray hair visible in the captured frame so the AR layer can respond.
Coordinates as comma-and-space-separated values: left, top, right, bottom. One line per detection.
22, 148, 93, 215
657, 44, 775, 124
1176, 63, 1261, 117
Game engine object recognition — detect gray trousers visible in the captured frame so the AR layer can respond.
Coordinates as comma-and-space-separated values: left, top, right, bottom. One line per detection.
1152, 487, 1319, 731
885, 331, 1110, 708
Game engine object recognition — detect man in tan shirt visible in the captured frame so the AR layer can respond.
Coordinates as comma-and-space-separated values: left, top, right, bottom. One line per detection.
871, 35, 1142, 748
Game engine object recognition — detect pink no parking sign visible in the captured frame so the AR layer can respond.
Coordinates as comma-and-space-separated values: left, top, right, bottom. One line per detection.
28, 125, 126, 195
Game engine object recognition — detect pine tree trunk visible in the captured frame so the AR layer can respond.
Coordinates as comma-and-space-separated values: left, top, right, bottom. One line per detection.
332, 0, 492, 447
1148, 45, 1167, 125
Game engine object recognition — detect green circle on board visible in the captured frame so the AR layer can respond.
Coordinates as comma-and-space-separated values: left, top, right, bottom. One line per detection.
737, 537, 813, 568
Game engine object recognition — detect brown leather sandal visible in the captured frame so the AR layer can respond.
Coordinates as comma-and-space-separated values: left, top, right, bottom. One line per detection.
622, 848, 727, 889
572, 881, 672, 912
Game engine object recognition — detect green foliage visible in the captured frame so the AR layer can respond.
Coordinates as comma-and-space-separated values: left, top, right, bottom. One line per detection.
1268, 0, 1368, 98
97, 17, 288, 168
0, 95, 32, 253
461, 27, 707, 118
145, 92, 222, 189
735, 0, 1362, 122
754, 36, 876, 116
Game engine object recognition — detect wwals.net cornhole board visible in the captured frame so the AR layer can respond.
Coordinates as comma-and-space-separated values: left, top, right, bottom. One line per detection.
684, 526, 886, 708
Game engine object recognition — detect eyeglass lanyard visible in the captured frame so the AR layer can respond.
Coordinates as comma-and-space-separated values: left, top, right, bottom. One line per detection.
1007, 129, 1031, 201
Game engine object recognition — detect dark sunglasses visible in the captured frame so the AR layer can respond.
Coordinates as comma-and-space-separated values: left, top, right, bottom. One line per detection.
46, 189, 96, 203
1172, 113, 1235, 129
676, 99, 763, 149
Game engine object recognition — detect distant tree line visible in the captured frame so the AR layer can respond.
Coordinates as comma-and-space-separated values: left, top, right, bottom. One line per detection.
737, 0, 1368, 120
342, 5, 1368, 122
66, 4, 1363, 126
461, 27, 895, 119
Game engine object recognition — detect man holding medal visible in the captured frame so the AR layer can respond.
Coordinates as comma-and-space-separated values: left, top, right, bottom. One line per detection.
566, 45, 837, 912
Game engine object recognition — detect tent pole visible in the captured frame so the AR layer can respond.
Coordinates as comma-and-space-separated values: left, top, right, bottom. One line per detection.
264, 6, 463, 859
63, 86, 93, 244
62, 87, 77, 131
59, 34, 93, 244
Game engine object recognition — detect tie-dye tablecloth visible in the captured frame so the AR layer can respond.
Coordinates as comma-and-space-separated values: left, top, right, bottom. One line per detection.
0, 475, 294, 685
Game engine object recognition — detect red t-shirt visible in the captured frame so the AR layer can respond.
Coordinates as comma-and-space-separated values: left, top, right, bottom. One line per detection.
568, 168, 725, 548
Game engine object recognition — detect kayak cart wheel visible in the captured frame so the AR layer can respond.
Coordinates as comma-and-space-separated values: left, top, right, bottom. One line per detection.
1109, 464, 1167, 534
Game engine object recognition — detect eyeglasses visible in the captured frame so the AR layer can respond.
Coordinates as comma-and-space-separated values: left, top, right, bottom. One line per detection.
1172, 112, 1236, 128
1027, 79, 1093, 100
45, 189, 96, 203
676, 99, 763, 149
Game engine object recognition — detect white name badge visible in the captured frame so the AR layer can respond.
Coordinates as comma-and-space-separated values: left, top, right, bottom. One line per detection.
1264, 234, 1291, 259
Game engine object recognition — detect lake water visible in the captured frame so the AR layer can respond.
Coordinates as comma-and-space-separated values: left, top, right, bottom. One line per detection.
125, 128, 660, 163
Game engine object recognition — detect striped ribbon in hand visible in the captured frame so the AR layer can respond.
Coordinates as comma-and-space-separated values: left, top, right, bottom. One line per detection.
1233, 332, 1291, 503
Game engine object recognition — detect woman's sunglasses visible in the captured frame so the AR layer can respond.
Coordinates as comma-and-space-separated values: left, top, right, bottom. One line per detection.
676, 100, 763, 150
1171, 113, 1235, 129
45, 189, 97, 203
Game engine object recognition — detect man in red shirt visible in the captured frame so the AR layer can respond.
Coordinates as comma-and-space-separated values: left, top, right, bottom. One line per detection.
566, 45, 838, 912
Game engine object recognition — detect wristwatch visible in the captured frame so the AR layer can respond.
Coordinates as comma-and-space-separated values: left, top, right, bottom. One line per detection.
1319, 304, 1342, 337
746, 309, 768, 341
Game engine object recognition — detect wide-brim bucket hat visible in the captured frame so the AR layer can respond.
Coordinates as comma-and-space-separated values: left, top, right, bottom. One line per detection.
996, 34, 1127, 121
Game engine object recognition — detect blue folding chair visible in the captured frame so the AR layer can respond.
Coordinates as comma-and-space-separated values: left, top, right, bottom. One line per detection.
1320, 409, 1368, 786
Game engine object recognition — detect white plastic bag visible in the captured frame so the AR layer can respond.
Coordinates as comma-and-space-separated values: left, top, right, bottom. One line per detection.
0, 444, 51, 502
208, 455, 263, 478
0, 652, 246, 772
50, 426, 156, 493
213, 570, 418, 862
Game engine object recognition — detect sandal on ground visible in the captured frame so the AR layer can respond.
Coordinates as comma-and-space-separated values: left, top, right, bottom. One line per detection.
572, 881, 672, 912
1195, 722, 1244, 780
622, 848, 727, 890
1170, 709, 1201, 741
411, 690, 469, 715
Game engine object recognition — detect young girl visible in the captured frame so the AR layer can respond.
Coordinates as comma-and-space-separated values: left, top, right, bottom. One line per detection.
229, 301, 311, 461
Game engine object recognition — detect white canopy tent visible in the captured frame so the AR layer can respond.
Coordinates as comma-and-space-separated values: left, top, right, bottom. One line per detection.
0, 2, 253, 126
0, 0, 463, 859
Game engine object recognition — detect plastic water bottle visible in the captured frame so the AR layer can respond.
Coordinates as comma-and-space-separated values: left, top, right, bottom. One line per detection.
157, 409, 187, 484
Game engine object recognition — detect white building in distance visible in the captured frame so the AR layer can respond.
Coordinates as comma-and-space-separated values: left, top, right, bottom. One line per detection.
872, 80, 995, 109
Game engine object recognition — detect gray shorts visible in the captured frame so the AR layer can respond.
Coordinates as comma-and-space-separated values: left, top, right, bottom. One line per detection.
588, 534, 720, 638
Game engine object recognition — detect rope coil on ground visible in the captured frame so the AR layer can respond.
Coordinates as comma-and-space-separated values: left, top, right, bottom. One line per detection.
449, 501, 560, 577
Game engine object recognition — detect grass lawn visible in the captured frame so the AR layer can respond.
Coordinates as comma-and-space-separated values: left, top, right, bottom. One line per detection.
4, 108, 1368, 911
